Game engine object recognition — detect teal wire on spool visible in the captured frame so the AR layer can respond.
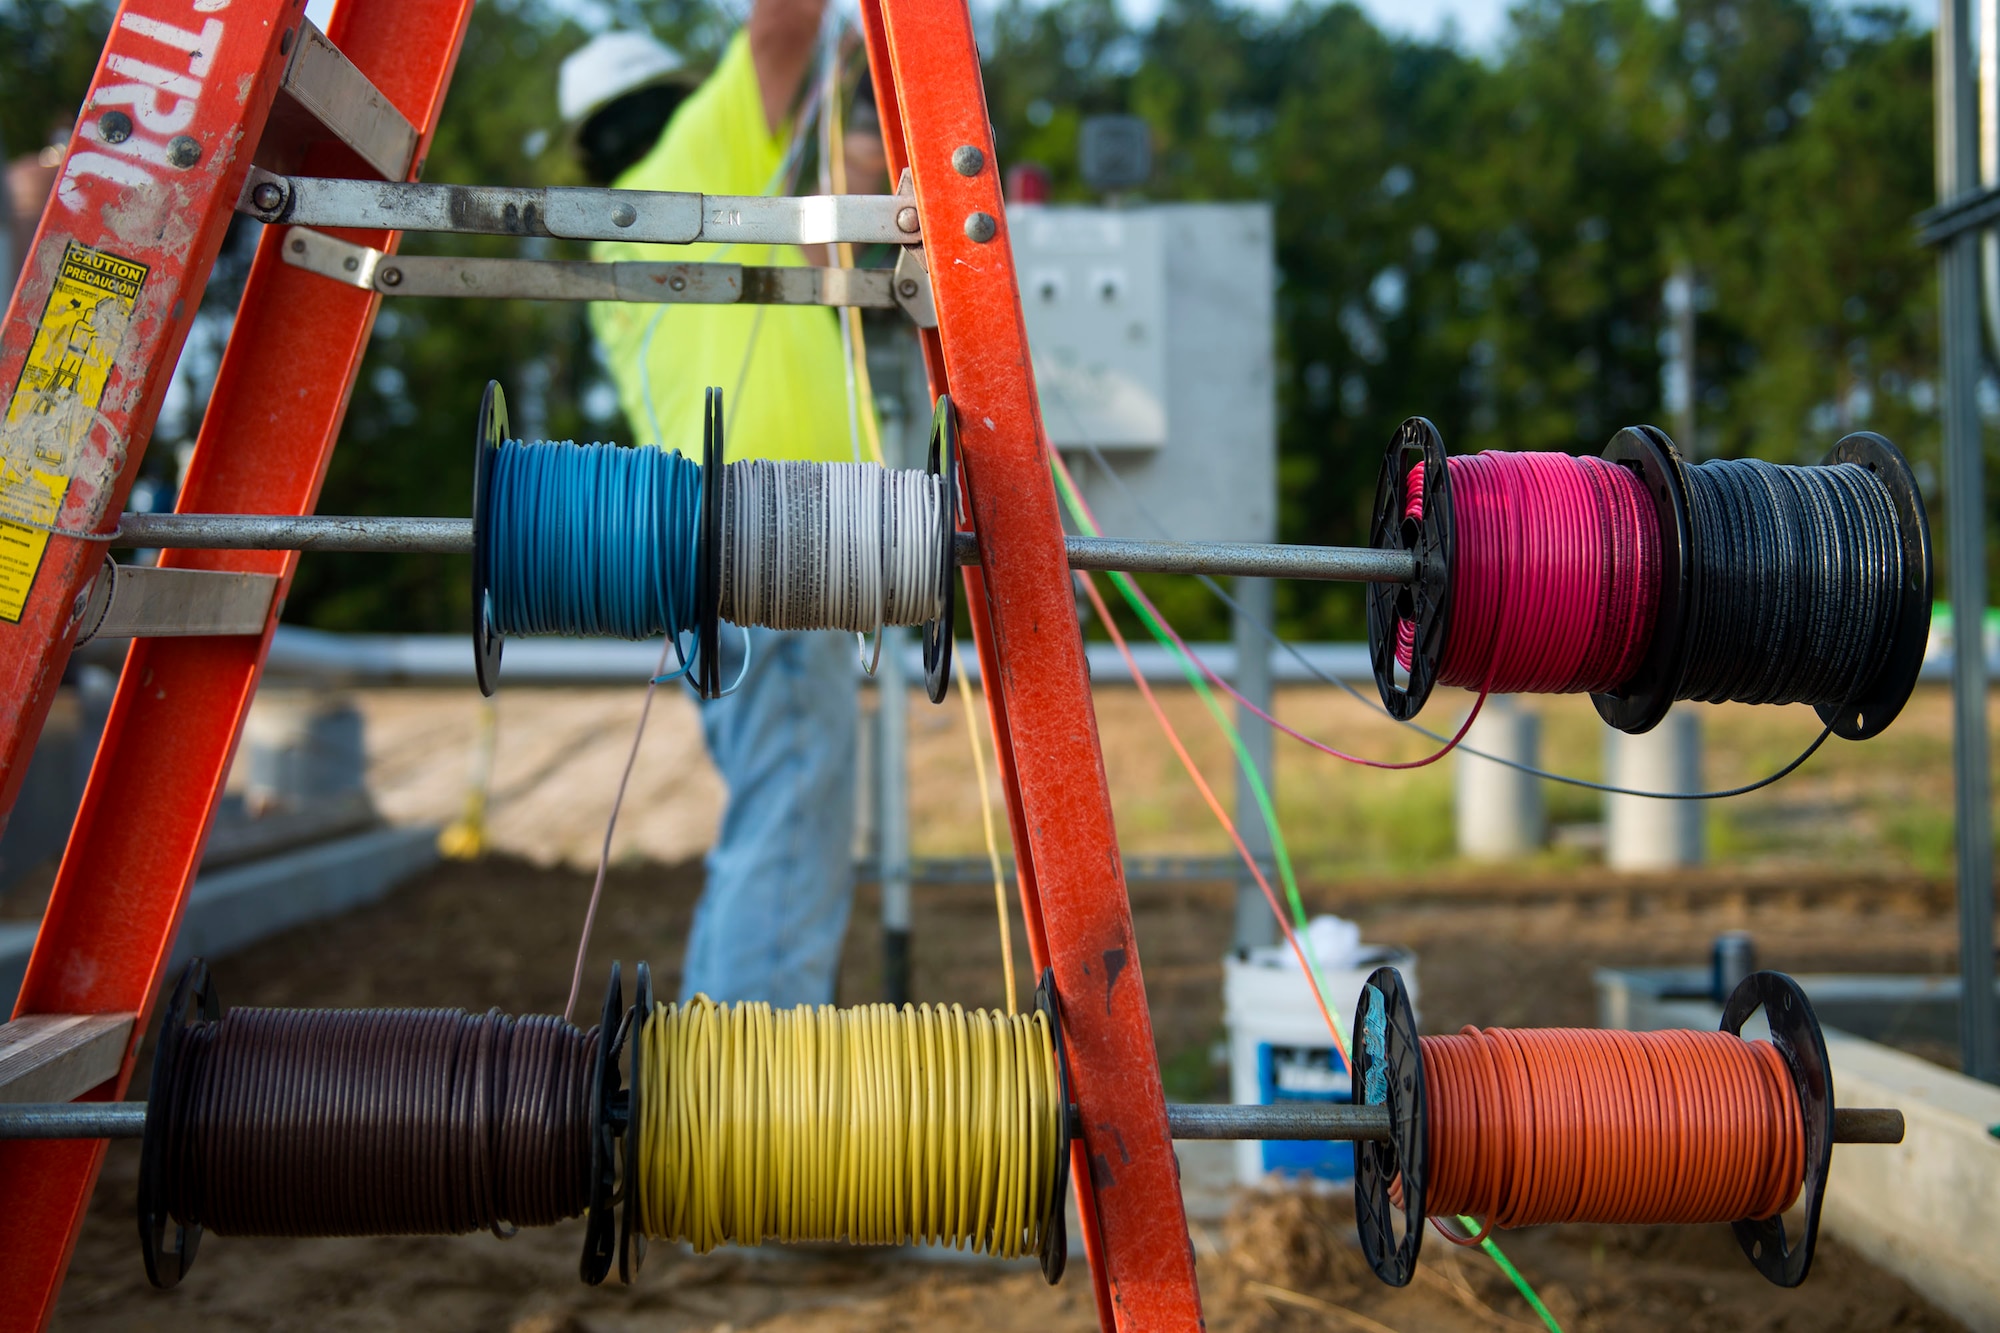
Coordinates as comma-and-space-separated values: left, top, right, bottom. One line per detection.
484, 438, 703, 648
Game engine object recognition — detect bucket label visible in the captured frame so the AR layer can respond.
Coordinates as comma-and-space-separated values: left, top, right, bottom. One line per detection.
0, 242, 148, 621
1258, 1042, 1355, 1180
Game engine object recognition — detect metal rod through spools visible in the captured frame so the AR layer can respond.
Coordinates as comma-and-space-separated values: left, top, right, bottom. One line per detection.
109, 513, 1418, 585
0, 1099, 1901, 1143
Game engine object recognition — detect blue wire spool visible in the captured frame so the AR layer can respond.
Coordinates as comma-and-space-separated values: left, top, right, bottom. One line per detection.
470, 380, 960, 701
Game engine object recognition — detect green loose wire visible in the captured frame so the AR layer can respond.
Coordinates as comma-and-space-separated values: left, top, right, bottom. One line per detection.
1049, 458, 1565, 1333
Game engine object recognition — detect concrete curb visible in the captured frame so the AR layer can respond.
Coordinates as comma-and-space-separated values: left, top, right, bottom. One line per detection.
1598, 969, 2000, 1331
0, 824, 439, 1014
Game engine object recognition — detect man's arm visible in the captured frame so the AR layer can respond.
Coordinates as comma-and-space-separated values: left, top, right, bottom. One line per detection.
747, 0, 824, 138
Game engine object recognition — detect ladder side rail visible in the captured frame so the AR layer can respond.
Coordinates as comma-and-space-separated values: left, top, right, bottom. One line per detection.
870, 3, 1205, 1328
0, 0, 307, 823
0, 2, 476, 1326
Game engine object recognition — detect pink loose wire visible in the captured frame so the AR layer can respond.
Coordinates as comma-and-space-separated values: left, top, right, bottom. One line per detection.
1398, 452, 1658, 696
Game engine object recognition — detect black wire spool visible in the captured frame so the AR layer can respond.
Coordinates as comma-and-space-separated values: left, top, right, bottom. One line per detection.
1666, 432, 1930, 739
1590, 426, 1693, 735
617, 960, 654, 1285
694, 386, 726, 699
1033, 966, 1075, 1286
1351, 965, 1427, 1287
1721, 970, 1834, 1288
922, 392, 961, 705
138, 957, 220, 1290
135, 959, 600, 1287
1366, 418, 1454, 721
581, 961, 626, 1286
470, 379, 508, 697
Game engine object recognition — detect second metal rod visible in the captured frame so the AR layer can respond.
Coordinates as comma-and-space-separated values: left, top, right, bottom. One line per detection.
111, 513, 1418, 584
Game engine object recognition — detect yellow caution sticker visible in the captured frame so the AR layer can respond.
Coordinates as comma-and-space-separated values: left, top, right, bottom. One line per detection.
0, 242, 148, 621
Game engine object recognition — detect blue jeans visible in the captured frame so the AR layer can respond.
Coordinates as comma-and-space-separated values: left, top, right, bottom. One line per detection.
681, 627, 858, 1006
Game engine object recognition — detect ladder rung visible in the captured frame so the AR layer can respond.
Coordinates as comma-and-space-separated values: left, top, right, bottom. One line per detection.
238, 169, 920, 247
76, 565, 279, 643
279, 227, 934, 326
271, 21, 418, 182
0, 1015, 135, 1105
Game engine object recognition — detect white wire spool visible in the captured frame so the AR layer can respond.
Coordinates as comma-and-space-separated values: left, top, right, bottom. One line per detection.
718, 460, 949, 636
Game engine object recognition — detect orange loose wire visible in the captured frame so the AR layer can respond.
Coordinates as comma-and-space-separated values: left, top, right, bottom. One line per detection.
1421, 1027, 1803, 1232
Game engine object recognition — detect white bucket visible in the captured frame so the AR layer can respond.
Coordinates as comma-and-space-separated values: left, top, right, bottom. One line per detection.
1222, 936, 1418, 1188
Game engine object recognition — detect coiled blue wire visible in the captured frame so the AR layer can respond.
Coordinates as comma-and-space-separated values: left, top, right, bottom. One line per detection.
485, 439, 704, 678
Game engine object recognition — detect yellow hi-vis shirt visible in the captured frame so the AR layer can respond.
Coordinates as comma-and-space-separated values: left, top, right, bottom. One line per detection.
589, 31, 851, 464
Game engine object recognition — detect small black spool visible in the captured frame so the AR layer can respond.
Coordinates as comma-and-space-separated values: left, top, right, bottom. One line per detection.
1033, 967, 1073, 1285
693, 387, 727, 699
470, 380, 508, 697
1366, 418, 1452, 720
138, 957, 221, 1290
1720, 970, 1833, 1288
922, 393, 961, 705
1591, 425, 1694, 735
1352, 965, 1427, 1288
580, 961, 624, 1285
618, 960, 654, 1284
1818, 432, 1932, 741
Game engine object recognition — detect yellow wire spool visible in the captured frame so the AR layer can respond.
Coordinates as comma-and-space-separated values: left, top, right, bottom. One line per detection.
632, 994, 1065, 1263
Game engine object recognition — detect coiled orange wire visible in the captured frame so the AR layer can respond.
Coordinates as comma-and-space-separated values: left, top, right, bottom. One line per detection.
1421, 1027, 1803, 1236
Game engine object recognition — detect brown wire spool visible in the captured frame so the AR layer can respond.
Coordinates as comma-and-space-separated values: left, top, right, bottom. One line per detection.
137, 959, 600, 1288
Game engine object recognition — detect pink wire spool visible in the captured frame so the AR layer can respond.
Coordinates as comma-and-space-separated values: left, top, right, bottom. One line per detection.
1366, 418, 1454, 720
1369, 430, 1663, 714
1590, 426, 1693, 735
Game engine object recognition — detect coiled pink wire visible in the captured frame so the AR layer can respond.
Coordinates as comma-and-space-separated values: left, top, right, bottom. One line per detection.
1397, 452, 1659, 695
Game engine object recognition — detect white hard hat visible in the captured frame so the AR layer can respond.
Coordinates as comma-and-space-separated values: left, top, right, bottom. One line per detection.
558, 31, 691, 127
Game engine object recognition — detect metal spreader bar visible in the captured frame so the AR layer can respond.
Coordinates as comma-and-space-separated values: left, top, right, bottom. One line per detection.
238, 166, 920, 246
112, 513, 1420, 584
280, 228, 939, 326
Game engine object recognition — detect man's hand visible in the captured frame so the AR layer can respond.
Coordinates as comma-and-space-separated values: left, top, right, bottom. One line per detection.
748, 0, 825, 138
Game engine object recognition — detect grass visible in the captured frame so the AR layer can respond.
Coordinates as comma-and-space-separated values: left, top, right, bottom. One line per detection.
904, 680, 1993, 882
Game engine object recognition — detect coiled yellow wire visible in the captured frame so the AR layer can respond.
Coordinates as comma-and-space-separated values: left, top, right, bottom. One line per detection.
636, 996, 1060, 1257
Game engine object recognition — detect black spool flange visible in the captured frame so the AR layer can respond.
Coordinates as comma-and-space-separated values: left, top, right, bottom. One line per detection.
1721, 970, 1833, 1288
618, 960, 654, 1284
1033, 967, 1073, 1285
1366, 418, 1452, 720
138, 957, 221, 1290
1352, 965, 1427, 1287
1591, 425, 1694, 735
471, 380, 508, 697
1818, 432, 1932, 741
694, 387, 727, 699
922, 393, 960, 705
580, 961, 624, 1285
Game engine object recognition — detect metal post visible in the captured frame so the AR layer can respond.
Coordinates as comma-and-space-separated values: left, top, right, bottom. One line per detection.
876, 323, 927, 1005
1231, 578, 1277, 950
1669, 260, 1698, 457
1938, 0, 2000, 1082
878, 623, 911, 1002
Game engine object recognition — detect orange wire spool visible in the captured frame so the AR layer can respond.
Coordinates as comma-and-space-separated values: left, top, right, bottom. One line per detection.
1421, 1026, 1803, 1232
1351, 968, 1838, 1291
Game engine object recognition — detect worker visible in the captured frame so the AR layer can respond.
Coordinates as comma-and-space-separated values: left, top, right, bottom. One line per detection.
560, 2, 888, 1008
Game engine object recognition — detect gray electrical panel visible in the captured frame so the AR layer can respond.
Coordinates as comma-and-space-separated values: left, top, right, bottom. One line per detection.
1010, 201, 1276, 545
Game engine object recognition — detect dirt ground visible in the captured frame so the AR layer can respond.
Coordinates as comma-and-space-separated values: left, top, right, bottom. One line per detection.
49, 855, 1966, 1333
